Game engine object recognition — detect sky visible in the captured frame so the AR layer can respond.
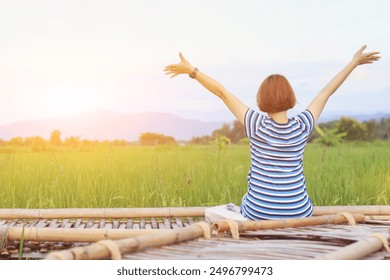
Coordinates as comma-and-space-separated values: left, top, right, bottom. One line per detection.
0, 0, 389, 125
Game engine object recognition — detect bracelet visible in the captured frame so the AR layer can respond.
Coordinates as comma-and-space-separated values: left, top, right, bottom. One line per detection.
189, 67, 198, 79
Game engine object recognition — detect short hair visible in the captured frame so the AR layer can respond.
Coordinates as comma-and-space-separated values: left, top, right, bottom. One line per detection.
257, 74, 297, 113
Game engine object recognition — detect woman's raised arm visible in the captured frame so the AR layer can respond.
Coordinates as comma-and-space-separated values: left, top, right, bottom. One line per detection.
307, 45, 380, 123
164, 53, 248, 125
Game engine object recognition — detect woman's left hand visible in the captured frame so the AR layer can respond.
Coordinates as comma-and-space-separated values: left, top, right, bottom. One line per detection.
164, 52, 195, 78
352, 45, 381, 66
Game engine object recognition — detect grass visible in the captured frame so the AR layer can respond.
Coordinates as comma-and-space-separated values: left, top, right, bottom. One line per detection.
0, 142, 389, 208
304, 141, 390, 205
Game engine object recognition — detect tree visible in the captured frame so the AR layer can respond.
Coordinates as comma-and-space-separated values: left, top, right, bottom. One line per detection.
212, 123, 231, 140
314, 126, 347, 147
25, 136, 48, 152
375, 118, 390, 140
112, 139, 127, 146
0, 139, 7, 146
139, 133, 176, 146
8, 137, 24, 146
363, 120, 376, 142
189, 135, 212, 145
211, 120, 246, 144
50, 130, 62, 146
230, 120, 246, 143
337, 117, 368, 141
64, 136, 81, 147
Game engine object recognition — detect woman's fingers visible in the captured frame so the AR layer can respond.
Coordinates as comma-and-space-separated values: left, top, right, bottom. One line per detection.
163, 67, 181, 78
366, 51, 381, 56
164, 64, 178, 69
353, 45, 381, 65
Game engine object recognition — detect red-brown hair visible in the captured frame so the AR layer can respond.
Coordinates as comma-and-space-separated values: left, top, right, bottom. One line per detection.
257, 74, 297, 113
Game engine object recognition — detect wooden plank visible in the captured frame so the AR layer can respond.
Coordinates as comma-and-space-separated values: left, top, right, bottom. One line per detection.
64, 223, 73, 229
151, 218, 158, 229
0, 207, 207, 219
48, 219, 60, 228
175, 218, 183, 228
27, 219, 39, 227
85, 219, 94, 228
112, 220, 120, 229
140, 219, 146, 229
171, 223, 179, 229
91, 223, 99, 229
77, 223, 86, 229
163, 218, 171, 229
45, 223, 207, 260
126, 219, 133, 229
7, 219, 18, 227
74, 219, 83, 228
6, 227, 175, 242
313, 206, 390, 216
36, 219, 47, 228
60, 219, 70, 228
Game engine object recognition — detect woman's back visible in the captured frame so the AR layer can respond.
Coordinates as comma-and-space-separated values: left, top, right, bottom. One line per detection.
240, 109, 314, 220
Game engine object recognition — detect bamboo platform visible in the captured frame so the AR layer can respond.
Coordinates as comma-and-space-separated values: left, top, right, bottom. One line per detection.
0, 206, 389, 260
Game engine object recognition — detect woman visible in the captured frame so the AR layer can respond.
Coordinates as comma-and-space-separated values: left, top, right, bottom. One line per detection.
164, 45, 380, 220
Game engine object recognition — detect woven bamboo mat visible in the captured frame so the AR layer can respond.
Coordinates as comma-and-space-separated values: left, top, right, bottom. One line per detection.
0, 217, 201, 259
121, 223, 390, 260
1, 218, 389, 260
1, 206, 389, 260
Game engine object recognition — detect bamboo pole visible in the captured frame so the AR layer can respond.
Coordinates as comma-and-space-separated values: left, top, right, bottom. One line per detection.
313, 205, 390, 216
0, 207, 206, 219
45, 222, 211, 260
365, 215, 390, 221
212, 214, 365, 233
315, 234, 390, 260
3, 226, 175, 242
1, 206, 389, 219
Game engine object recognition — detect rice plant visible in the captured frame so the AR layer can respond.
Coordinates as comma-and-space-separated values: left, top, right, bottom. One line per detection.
0, 142, 389, 208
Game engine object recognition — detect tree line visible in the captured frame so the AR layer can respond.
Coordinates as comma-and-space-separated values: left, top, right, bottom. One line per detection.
0, 117, 389, 149
189, 116, 390, 146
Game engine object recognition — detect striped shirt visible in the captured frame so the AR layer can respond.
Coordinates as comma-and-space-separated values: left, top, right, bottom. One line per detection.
240, 108, 315, 220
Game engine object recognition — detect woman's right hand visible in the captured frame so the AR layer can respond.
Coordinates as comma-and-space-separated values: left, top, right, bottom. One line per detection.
164, 52, 195, 78
352, 45, 381, 66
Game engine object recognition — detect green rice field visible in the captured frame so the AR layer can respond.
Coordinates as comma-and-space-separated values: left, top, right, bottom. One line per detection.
0, 142, 389, 208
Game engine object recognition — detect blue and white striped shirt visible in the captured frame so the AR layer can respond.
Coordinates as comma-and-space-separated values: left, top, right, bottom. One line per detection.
240, 108, 315, 220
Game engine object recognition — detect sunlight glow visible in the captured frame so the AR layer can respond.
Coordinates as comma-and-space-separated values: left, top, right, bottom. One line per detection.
40, 84, 104, 117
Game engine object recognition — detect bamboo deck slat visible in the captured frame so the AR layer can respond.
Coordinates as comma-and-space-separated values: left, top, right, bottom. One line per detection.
0, 207, 206, 219
1, 205, 390, 219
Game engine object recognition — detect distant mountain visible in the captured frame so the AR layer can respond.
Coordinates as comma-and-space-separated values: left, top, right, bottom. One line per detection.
317, 112, 390, 123
1, 109, 389, 141
0, 110, 224, 141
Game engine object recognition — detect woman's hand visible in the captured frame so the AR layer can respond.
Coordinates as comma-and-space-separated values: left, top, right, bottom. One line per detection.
164, 52, 195, 78
352, 45, 381, 66
308, 44, 381, 123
